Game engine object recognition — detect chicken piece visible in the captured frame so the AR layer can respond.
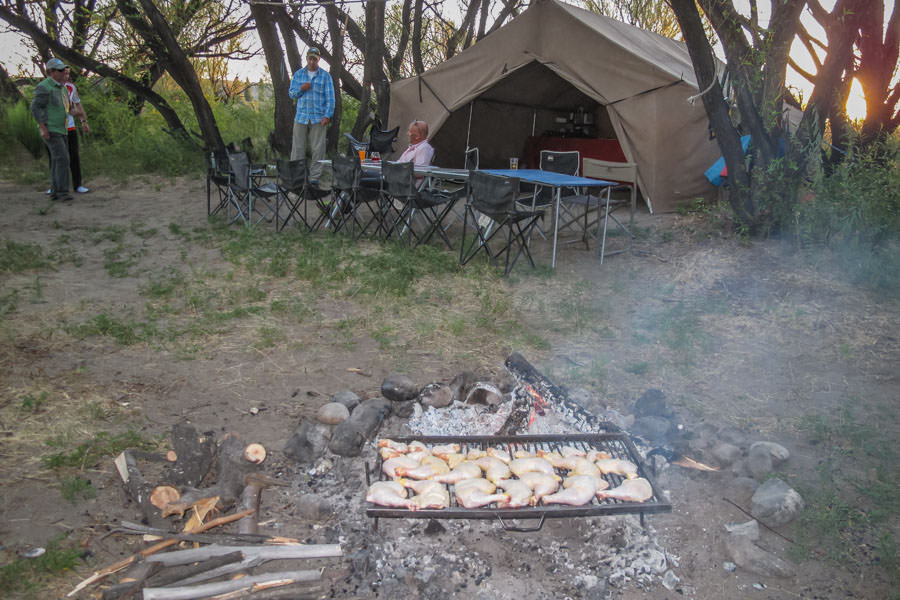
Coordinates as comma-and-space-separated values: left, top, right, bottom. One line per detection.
377, 439, 408, 453
563, 473, 608, 491
512, 448, 537, 459
466, 448, 487, 460
559, 446, 587, 458
568, 457, 602, 477
586, 449, 611, 462
536, 450, 575, 470
400, 479, 450, 510
382, 455, 420, 480
436, 452, 467, 470
395, 455, 450, 480
517, 471, 561, 503
594, 458, 639, 479
453, 478, 509, 508
509, 456, 556, 478
495, 478, 534, 508
408, 440, 428, 452
430, 443, 460, 455
486, 447, 512, 463
406, 448, 432, 463
474, 456, 511, 483
366, 481, 416, 509
596, 477, 653, 503
430, 461, 482, 484
379, 446, 404, 461
542, 475, 604, 506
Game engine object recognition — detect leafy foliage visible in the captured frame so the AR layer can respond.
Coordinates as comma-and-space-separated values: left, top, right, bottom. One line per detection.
3, 98, 44, 159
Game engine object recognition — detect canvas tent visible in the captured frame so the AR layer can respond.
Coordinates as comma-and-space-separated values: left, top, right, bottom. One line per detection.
387, 0, 722, 213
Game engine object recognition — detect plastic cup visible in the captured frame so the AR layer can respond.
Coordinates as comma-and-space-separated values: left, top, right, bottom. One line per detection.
509, 157, 519, 170
358, 149, 366, 162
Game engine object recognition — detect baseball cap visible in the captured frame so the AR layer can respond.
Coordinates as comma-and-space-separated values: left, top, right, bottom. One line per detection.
46, 57, 67, 71
307, 47, 321, 57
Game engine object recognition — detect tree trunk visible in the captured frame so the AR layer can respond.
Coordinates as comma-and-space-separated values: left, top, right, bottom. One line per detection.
0, 63, 22, 101
251, 0, 294, 157
133, 0, 224, 152
325, 5, 344, 153
365, 0, 390, 125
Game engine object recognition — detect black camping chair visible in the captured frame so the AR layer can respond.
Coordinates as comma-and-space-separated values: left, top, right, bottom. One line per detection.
274, 159, 331, 232
343, 121, 400, 157
224, 152, 255, 226
381, 161, 462, 249
460, 170, 544, 276
330, 155, 386, 237
206, 149, 231, 217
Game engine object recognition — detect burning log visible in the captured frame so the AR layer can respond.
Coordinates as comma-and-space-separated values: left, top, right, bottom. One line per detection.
503, 352, 619, 434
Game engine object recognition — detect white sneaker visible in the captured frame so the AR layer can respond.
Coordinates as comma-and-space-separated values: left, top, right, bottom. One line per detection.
46, 189, 52, 195
76, 186, 89, 193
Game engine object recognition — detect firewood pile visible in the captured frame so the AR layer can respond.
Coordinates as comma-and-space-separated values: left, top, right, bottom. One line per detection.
70, 424, 342, 599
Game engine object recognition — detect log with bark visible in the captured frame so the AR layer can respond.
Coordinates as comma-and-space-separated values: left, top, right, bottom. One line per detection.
141, 569, 321, 600
113, 450, 169, 529
164, 424, 215, 487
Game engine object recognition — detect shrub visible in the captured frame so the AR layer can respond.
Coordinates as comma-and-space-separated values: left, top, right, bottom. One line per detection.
4, 98, 44, 159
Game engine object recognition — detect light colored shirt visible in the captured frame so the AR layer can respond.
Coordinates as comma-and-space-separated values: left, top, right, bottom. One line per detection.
397, 139, 435, 167
65, 82, 80, 131
288, 66, 335, 124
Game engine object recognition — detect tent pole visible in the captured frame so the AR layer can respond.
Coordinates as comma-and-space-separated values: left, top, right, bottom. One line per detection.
466, 101, 473, 152
532, 111, 536, 135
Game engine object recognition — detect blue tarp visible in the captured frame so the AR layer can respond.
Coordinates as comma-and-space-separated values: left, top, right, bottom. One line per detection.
705, 135, 751, 186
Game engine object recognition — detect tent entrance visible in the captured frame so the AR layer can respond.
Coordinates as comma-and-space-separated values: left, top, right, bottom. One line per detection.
431, 61, 620, 170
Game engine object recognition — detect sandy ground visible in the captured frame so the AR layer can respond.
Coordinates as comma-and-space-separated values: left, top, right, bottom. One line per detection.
0, 175, 897, 599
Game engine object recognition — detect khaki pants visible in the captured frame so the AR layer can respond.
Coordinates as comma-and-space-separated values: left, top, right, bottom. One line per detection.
291, 121, 327, 181
45, 133, 71, 200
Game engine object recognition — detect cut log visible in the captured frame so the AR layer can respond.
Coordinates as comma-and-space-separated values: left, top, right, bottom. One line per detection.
142, 570, 320, 600
150, 486, 180, 510
113, 450, 168, 529
164, 424, 215, 487
237, 472, 284, 536
244, 443, 267, 464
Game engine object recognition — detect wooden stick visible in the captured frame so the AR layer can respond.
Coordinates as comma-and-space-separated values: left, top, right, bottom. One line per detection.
142, 570, 320, 600
145, 551, 243, 587
67, 509, 254, 597
113, 521, 299, 546
145, 543, 343, 567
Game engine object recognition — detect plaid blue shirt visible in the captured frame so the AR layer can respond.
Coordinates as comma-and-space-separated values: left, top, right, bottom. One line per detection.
288, 66, 335, 124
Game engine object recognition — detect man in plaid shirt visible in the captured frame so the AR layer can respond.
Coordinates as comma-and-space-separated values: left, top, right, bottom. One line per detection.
288, 47, 334, 185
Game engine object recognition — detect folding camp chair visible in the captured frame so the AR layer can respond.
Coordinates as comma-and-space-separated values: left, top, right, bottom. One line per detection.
381, 161, 462, 249
582, 158, 637, 263
206, 150, 231, 217
517, 150, 592, 242
330, 155, 386, 237
274, 159, 331, 232
343, 123, 400, 157
460, 170, 544, 276
224, 152, 254, 226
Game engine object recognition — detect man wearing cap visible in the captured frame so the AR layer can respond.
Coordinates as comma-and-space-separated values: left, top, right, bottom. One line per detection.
288, 47, 334, 186
31, 57, 73, 201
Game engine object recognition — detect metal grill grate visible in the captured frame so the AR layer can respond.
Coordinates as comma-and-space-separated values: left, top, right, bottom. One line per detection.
366, 433, 671, 529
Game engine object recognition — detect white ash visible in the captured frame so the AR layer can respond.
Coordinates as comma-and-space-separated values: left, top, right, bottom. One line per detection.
406, 400, 515, 436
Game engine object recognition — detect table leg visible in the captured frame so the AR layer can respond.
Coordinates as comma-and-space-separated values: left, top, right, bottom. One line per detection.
552, 187, 561, 269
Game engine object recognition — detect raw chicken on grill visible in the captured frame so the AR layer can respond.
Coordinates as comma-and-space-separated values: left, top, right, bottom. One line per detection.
466, 448, 487, 460
377, 438, 408, 452
513, 449, 537, 459
495, 478, 533, 508
453, 478, 510, 508
516, 471, 561, 503
400, 479, 450, 510
366, 481, 416, 509
542, 475, 606, 506
535, 450, 573, 469
586, 449, 611, 462
434, 452, 467, 470
596, 477, 653, 503
474, 456, 511, 483
395, 455, 450, 480
559, 446, 587, 458
430, 443, 461, 455
486, 447, 512, 463
594, 458, 639, 479
382, 455, 420, 480
509, 456, 557, 477
537, 452, 599, 476
430, 460, 482, 484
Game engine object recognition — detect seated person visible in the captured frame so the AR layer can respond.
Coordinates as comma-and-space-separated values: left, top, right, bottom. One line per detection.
361, 120, 434, 189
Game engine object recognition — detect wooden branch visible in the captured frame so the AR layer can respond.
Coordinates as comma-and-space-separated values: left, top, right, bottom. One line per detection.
67, 509, 254, 597
145, 543, 343, 567
114, 450, 168, 529
142, 570, 321, 600
144, 551, 243, 587
100, 561, 162, 600
114, 521, 299, 546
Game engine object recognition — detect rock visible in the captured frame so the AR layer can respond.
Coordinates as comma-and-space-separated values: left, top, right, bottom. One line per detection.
296, 493, 332, 520
717, 425, 747, 448
331, 390, 360, 411
392, 400, 416, 418
596, 408, 633, 432
633, 389, 668, 417
464, 382, 504, 405
631, 415, 673, 444
747, 445, 775, 480
724, 519, 760, 541
749, 441, 790, 464
724, 535, 795, 577
662, 569, 680, 590
419, 383, 453, 409
448, 371, 479, 403
283, 419, 328, 464
381, 373, 419, 402
710, 442, 742, 466
317, 402, 350, 425
750, 478, 805, 527
328, 397, 392, 456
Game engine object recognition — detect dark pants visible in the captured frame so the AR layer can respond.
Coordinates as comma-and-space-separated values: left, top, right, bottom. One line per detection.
44, 133, 71, 200
46, 129, 81, 190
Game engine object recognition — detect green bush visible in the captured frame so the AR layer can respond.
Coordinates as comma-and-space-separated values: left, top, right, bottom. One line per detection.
4, 98, 44, 159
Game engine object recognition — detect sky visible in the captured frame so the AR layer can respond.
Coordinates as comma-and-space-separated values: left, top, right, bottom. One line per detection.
0, 1, 887, 120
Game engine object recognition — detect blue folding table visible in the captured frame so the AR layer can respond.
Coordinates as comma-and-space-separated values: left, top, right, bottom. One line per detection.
482, 169, 615, 268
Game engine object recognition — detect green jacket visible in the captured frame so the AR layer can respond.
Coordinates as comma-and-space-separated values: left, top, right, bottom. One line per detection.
31, 77, 70, 135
